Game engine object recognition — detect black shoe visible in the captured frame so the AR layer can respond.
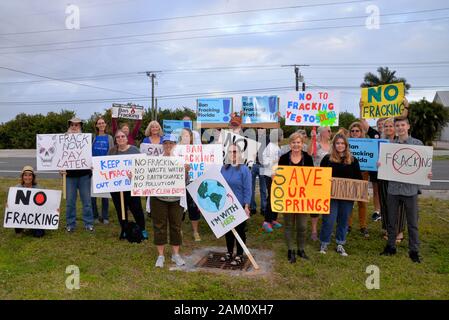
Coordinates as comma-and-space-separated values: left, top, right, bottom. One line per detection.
371, 211, 381, 222
380, 245, 397, 256
119, 230, 126, 240
250, 209, 257, 216
289, 251, 296, 263
346, 226, 352, 235
287, 250, 292, 260
409, 251, 421, 263
360, 228, 369, 238
297, 249, 309, 260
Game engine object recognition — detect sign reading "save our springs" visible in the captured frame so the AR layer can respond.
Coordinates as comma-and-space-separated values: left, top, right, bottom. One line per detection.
4, 187, 61, 230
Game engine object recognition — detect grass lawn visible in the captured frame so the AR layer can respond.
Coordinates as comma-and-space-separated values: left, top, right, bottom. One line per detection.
1, 177, 448, 300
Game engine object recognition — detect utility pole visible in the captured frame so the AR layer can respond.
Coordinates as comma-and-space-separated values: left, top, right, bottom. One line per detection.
140, 71, 161, 121
282, 64, 309, 91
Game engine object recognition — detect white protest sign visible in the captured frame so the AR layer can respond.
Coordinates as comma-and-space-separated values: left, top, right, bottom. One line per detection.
131, 156, 186, 197
173, 144, 223, 181
92, 154, 137, 193
111, 104, 144, 120
221, 130, 261, 167
186, 165, 248, 238
284, 90, 340, 126
378, 143, 433, 185
139, 143, 164, 156
36, 133, 92, 171
4, 187, 61, 230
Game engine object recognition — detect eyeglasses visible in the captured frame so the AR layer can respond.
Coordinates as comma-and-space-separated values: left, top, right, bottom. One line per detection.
70, 123, 80, 126
116, 135, 126, 138
350, 129, 360, 133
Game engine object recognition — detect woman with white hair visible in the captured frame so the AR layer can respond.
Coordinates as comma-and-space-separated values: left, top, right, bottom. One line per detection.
142, 120, 163, 144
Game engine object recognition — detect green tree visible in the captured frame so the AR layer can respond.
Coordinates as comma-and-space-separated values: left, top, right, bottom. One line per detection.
337, 111, 358, 131
408, 98, 449, 145
361, 67, 411, 94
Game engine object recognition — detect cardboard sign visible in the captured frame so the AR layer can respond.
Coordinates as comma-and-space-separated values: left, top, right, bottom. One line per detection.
241, 96, 279, 124
174, 144, 223, 181
221, 130, 261, 167
36, 133, 92, 171
163, 120, 193, 137
186, 165, 248, 238
131, 156, 186, 196
111, 104, 144, 120
92, 154, 137, 193
4, 187, 61, 230
197, 98, 233, 125
349, 138, 389, 171
284, 90, 340, 126
331, 178, 369, 202
378, 143, 433, 185
271, 166, 332, 214
361, 83, 405, 119
139, 143, 164, 156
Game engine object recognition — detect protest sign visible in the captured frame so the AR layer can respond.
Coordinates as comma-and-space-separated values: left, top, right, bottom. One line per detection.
284, 90, 340, 126
131, 156, 186, 196
221, 130, 261, 167
331, 178, 369, 202
349, 138, 389, 171
197, 98, 233, 127
36, 133, 92, 171
378, 143, 433, 185
361, 83, 405, 119
4, 187, 61, 230
92, 154, 137, 193
186, 165, 248, 238
163, 119, 192, 137
139, 143, 164, 156
174, 144, 223, 181
241, 96, 279, 127
111, 104, 144, 120
271, 166, 332, 214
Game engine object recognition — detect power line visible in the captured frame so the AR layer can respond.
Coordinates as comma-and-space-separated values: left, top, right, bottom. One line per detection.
0, 0, 371, 36
0, 66, 146, 96
3, 7, 448, 50
3, 15, 449, 55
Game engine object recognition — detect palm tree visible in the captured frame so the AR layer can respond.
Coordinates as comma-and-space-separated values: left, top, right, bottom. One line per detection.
361, 67, 411, 94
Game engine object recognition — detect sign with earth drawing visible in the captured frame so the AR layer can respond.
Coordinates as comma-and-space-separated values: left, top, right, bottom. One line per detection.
186, 164, 248, 238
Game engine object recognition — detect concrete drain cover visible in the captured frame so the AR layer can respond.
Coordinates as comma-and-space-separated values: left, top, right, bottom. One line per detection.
195, 251, 252, 271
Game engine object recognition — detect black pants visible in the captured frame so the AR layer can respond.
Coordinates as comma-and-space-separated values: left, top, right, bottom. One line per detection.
379, 180, 406, 233
225, 221, 246, 256
111, 191, 145, 232
264, 177, 278, 223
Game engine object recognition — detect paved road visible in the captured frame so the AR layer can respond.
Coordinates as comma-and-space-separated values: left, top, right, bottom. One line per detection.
1, 155, 448, 190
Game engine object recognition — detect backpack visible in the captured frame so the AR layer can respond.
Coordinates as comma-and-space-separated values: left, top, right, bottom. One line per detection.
124, 222, 143, 243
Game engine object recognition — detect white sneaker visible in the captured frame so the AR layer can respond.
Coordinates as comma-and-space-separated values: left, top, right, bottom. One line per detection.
171, 254, 186, 267
319, 244, 327, 254
155, 255, 165, 268
336, 244, 348, 257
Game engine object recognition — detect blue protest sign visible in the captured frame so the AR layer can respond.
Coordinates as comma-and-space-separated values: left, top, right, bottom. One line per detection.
163, 120, 193, 136
348, 138, 389, 171
242, 96, 278, 124
197, 98, 233, 123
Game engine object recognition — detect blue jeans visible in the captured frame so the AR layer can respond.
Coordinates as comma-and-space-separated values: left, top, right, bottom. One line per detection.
250, 163, 267, 213
320, 199, 354, 246
91, 197, 109, 221
66, 175, 94, 228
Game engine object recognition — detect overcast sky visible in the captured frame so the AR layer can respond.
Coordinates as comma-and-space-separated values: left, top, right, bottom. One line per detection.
0, 0, 448, 124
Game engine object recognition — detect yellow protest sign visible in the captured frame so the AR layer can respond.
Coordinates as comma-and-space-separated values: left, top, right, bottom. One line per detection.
361, 83, 404, 119
271, 166, 332, 214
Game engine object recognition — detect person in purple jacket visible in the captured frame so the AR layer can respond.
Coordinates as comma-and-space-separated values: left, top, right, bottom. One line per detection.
220, 143, 252, 266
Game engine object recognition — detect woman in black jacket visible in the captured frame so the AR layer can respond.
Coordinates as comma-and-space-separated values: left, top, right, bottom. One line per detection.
277, 132, 314, 263
319, 133, 362, 256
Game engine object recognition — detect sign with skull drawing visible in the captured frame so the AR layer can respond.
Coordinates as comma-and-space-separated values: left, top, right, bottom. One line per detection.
36, 134, 92, 171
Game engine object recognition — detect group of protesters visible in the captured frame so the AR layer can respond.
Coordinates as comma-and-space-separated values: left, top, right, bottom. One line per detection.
12, 98, 431, 266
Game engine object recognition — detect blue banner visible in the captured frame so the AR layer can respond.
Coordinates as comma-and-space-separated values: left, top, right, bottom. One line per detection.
348, 138, 389, 171
197, 98, 232, 123
163, 120, 192, 136
242, 96, 278, 124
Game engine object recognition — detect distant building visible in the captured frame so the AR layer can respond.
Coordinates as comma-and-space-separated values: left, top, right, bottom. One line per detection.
434, 91, 449, 141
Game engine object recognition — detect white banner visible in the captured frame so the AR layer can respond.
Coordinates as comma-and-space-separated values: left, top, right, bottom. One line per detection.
186, 165, 248, 238
221, 130, 261, 167
139, 143, 164, 156
378, 143, 433, 185
92, 154, 137, 193
4, 187, 61, 230
111, 104, 144, 120
36, 133, 92, 171
131, 156, 186, 197
173, 144, 223, 181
